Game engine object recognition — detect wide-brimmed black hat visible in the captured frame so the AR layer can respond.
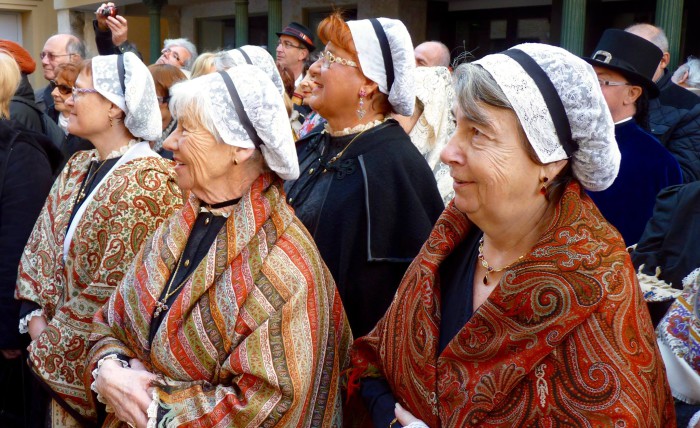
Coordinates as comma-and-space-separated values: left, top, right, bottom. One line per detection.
584, 29, 662, 98
276, 22, 315, 52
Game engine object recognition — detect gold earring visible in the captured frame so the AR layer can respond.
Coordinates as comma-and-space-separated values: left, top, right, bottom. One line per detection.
109, 115, 113, 127
233, 158, 239, 165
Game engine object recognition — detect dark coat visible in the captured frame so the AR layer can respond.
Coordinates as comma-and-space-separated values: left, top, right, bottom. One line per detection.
284, 120, 444, 336
588, 119, 682, 245
9, 74, 42, 132
649, 70, 700, 182
33, 84, 54, 116
0, 120, 62, 349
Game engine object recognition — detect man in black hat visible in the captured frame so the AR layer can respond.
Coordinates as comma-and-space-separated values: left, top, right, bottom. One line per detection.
585, 29, 682, 246
275, 22, 315, 87
626, 23, 700, 183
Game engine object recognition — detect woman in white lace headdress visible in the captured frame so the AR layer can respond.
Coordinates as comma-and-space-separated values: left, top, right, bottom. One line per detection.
349, 43, 674, 428
394, 66, 456, 203
15, 52, 184, 426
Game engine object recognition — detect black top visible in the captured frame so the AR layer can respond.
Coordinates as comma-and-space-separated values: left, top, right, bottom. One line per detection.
284, 120, 444, 337
361, 226, 480, 428
148, 210, 229, 343
68, 157, 121, 226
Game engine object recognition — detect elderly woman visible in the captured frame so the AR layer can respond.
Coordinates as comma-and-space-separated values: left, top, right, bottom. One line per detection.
394, 66, 455, 204
148, 64, 187, 158
284, 13, 444, 337
86, 65, 352, 428
15, 52, 183, 426
51, 62, 94, 165
350, 44, 675, 427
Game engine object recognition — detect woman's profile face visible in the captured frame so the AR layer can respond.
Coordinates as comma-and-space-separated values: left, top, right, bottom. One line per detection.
162, 113, 233, 198
306, 42, 365, 122
440, 102, 542, 222
51, 74, 73, 114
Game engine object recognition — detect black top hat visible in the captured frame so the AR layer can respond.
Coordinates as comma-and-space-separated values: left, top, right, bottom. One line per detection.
276, 22, 316, 52
584, 29, 662, 98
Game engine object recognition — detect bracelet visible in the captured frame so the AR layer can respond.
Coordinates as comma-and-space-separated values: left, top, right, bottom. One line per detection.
389, 417, 398, 428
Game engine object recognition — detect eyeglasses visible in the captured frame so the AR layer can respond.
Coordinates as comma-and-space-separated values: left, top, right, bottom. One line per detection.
50, 80, 73, 96
161, 48, 184, 65
157, 95, 171, 104
71, 87, 99, 102
40, 51, 74, 61
319, 50, 358, 70
277, 39, 305, 50
597, 78, 632, 87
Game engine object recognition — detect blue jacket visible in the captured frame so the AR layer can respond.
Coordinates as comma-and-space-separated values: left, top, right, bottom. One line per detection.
588, 119, 682, 245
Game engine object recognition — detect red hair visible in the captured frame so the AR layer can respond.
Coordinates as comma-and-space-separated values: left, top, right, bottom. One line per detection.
317, 11, 360, 67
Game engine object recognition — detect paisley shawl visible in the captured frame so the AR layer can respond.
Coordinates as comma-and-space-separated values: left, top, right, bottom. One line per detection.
15, 149, 183, 424
352, 181, 675, 427
86, 173, 353, 428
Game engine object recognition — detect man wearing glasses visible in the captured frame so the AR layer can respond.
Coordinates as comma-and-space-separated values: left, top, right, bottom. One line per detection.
585, 28, 682, 246
34, 34, 85, 116
275, 22, 316, 87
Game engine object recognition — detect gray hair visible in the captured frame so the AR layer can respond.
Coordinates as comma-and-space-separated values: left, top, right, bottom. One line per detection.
168, 77, 222, 143
672, 57, 700, 89
625, 23, 669, 54
164, 38, 198, 70
453, 62, 513, 127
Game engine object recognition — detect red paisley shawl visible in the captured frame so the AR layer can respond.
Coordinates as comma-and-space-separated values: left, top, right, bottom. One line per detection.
15, 150, 183, 424
86, 173, 353, 428
352, 181, 675, 427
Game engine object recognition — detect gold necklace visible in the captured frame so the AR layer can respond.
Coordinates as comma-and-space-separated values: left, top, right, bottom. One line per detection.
75, 159, 108, 206
323, 127, 371, 172
477, 236, 526, 285
153, 254, 193, 318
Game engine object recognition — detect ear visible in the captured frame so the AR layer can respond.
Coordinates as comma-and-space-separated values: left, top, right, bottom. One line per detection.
624, 85, 643, 105
232, 146, 256, 164
659, 52, 670, 70
541, 159, 568, 182
360, 79, 379, 98
108, 103, 125, 120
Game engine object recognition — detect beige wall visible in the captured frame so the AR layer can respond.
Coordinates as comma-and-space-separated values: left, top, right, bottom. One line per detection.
1, 0, 59, 89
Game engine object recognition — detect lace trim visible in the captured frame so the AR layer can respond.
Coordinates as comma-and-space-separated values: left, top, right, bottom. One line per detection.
146, 388, 160, 428
91, 354, 130, 413
18, 309, 43, 334
326, 118, 386, 137
98, 139, 139, 161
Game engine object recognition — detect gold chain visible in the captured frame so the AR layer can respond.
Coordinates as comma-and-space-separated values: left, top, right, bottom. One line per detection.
326, 127, 371, 166
478, 236, 526, 285
153, 252, 194, 318
75, 159, 108, 206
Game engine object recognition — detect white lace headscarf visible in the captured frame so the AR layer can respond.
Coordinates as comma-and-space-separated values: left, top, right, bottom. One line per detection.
170, 64, 298, 180
347, 17, 416, 116
474, 43, 619, 191
227, 45, 285, 96
91, 52, 162, 141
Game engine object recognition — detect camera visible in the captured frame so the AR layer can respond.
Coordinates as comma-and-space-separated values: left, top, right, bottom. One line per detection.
100, 6, 118, 17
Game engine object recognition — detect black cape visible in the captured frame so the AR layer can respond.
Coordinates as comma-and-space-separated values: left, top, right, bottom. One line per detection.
284, 120, 444, 336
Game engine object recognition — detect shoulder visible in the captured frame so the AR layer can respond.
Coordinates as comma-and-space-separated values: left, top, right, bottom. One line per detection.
658, 80, 700, 111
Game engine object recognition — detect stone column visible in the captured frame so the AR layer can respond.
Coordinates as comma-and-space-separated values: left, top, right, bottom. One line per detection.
267, 0, 282, 56
655, 0, 684, 71
144, 0, 167, 64
560, 0, 586, 55
235, 0, 249, 47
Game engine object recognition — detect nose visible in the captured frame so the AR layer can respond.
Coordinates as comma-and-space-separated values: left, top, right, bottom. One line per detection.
41, 55, 50, 66
440, 133, 462, 166
64, 93, 75, 109
308, 59, 321, 78
51, 87, 60, 98
162, 128, 181, 152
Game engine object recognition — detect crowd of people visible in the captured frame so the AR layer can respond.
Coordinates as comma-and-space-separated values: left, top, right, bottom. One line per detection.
1, 3, 700, 427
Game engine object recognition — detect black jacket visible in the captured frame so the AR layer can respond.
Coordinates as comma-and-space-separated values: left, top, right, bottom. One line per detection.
0, 120, 62, 349
33, 84, 54, 116
92, 20, 142, 59
284, 121, 444, 336
9, 74, 42, 132
649, 70, 700, 182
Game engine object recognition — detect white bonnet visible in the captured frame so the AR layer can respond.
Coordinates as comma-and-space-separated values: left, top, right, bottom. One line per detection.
347, 18, 415, 116
473, 43, 620, 191
171, 65, 298, 180
227, 45, 285, 96
91, 52, 162, 141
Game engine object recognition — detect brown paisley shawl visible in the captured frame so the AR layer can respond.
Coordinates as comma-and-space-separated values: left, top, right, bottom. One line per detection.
86, 173, 353, 428
351, 181, 675, 427
15, 149, 183, 424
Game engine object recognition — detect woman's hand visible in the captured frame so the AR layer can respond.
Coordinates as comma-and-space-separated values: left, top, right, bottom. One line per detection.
93, 358, 158, 428
395, 403, 429, 428
28, 315, 48, 341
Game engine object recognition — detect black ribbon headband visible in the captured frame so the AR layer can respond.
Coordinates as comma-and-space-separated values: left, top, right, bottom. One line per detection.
217, 71, 264, 149
502, 49, 577, 157
369, 18, 395, 94
236, 48, 253, 65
